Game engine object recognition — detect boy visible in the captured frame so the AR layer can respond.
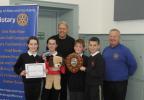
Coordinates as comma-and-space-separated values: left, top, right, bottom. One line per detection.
68, 39, 88, 100
85, 37, 105, 100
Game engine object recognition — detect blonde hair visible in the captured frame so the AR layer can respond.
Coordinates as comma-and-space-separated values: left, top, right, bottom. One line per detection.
75, 39, 85, 47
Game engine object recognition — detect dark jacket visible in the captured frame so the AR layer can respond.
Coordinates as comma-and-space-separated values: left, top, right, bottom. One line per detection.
51, 34, 75, 58
68, 55, 88, 92
86, 53, 105, 85
13, 53, 43, 83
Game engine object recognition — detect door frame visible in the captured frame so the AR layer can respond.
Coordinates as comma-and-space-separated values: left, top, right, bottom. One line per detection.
10, 0, 79, 38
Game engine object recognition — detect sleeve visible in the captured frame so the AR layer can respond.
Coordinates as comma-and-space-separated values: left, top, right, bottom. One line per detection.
97, 56, 105, 80
125, 48, 137, 76
13, 55, 24, 75
60, 65, 65, 74
45, 61, 50, 73
69, 38, 75, 55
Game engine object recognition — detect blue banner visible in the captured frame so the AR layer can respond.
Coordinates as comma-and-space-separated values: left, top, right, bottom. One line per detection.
0, 5, 39, 100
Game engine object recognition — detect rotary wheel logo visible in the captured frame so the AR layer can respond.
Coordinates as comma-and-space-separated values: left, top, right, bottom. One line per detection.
17, 13, 28, 26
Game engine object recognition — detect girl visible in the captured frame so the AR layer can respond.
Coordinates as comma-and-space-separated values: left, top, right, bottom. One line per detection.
41, 37, 65, 100
14, 36, 43, 100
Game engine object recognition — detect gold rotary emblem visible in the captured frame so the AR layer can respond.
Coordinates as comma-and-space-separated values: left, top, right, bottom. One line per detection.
17, 13, 28, 26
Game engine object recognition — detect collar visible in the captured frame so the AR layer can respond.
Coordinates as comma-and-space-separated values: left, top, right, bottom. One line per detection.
79, 53, 83, 57
109, 43, 120, 48
50, 51, 58, 56
75, 52, 83, 57
28, 51, 37, 57
58, 34, 68, 40
91, 51, 100, 57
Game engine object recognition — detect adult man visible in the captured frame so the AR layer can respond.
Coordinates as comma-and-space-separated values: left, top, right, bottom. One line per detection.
103, 28, 137, 100
51, 21, 75, 100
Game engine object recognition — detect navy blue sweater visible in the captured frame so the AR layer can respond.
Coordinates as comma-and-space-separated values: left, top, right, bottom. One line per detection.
68, 55, 88, 92
103, 44, 137, 81
13, 53, 43, 83
85, 53, 105, 85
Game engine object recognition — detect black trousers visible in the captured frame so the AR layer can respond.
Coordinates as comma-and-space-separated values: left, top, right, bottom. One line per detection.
60, 74, 67, 100
103, 80, 128, 100
24, 82, 41, 100
85, 84, 102, 100
41, 78, 60, 100
70, 91, 84, 100
41, 89, 51, 100
41, 88, 60, 100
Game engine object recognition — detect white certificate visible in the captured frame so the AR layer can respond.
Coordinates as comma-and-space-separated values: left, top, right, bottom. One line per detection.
25, 63, 46, 78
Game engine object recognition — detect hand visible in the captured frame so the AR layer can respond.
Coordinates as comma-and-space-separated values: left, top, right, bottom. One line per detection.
20, 70, 26, 76
80, 66, 86, 71
42, 54, 47, 61
44, 69, 48, 74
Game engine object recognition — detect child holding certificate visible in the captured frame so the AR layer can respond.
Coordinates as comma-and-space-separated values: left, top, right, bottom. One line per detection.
13, 36, 43, 100
41, 37, 65, 100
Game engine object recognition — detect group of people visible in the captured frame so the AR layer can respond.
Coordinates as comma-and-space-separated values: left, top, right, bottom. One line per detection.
13, 21, 137, 100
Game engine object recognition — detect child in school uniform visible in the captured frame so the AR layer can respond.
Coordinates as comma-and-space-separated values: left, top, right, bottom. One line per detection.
14, 36, 43, 100
67, 39, 88, 100
41, 37, 65, 100
85, 37, 105, 100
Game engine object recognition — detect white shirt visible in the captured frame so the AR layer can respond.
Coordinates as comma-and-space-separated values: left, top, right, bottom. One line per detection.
79, 53, 83, 57
50, 51, 58, 56
91, 51, 100, 57
28, 51, 37, 57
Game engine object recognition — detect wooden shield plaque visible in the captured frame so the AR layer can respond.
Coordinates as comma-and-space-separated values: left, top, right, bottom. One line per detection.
65, 53, 83, 73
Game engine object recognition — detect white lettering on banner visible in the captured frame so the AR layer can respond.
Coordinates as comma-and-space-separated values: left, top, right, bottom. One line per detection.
0, 17, 15, 23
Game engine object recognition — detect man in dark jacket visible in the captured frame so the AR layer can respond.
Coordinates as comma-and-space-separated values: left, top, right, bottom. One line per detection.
51, 21, 75, 100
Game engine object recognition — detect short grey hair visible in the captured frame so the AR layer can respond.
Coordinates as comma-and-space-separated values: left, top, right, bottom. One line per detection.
109, 28, 120, 34
58, 21, 69, 29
